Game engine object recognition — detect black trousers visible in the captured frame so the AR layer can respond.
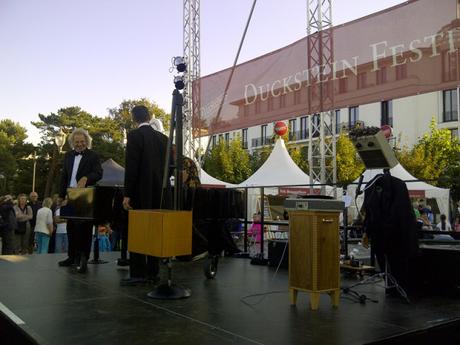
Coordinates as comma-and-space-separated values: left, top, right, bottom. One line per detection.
66, 220, 93, 260
129, 253, 159, 279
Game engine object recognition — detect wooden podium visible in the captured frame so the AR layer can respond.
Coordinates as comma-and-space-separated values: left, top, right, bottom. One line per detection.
289, 210, 340, 310
128, 209, 192, 257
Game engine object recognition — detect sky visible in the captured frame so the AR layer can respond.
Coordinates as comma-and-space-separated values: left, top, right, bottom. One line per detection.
0, 0, 406, 144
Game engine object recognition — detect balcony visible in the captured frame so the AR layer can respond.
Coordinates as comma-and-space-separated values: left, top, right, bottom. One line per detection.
251, 137, 275, 148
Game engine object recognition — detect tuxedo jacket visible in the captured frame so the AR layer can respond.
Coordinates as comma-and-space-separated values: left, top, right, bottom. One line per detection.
59, 149, 103, 198
124, 125, 170, 209
362, 173, 418, 259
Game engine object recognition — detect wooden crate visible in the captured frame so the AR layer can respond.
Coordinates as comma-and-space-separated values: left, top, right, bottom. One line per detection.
128, 209, 192, 258
289, 210, 340, 310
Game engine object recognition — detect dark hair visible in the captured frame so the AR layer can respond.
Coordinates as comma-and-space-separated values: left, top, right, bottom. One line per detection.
131, 105, 151, 123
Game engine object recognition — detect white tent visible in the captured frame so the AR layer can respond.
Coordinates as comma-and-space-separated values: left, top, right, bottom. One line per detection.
238, 138, 323, 189
238, 139, 336, 218
348, 163, 450, 219
199, 168, 236, 188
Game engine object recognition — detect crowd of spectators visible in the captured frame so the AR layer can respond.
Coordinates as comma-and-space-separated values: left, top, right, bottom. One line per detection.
0, 192, 120, 256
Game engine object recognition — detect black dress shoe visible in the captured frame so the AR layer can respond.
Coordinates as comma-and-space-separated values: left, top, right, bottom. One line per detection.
77, 256, 88, 273
58, 258, 74, 267
120, 277, 147, 286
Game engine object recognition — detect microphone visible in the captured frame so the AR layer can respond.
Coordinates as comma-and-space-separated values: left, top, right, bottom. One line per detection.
356, 174, 364, 196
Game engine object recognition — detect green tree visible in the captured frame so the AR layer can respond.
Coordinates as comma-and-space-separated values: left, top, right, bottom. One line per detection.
0, 120, 34, 195
203, 137, 251, 184
336, 132, 364, 186
108, 98, 170, 134
286, 143, 309, 174
397, 118, 460, 186
249, 145, 272, 173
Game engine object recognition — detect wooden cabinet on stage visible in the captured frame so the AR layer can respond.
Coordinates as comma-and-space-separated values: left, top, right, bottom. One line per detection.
289, 210, 340, 310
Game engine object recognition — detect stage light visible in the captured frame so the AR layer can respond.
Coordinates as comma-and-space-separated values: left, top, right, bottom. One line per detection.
174, 75, 185, 90
173, 56, 187, 72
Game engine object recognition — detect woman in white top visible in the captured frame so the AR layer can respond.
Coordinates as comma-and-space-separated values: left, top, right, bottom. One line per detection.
34, 198, 54, 254
436, 214, 452, 231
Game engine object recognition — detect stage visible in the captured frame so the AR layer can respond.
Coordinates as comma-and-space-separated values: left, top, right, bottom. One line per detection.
1, 252, 460, 345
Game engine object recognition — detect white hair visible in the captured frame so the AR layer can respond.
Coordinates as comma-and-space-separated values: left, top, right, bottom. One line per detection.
68, 128, 93, 149
150, 118, 165, 134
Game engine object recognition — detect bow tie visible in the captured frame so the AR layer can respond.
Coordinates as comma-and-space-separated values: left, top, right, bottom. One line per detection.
74, 151, 83, 156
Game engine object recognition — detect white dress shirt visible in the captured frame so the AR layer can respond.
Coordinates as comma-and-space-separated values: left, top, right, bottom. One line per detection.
69, 153, 83, 187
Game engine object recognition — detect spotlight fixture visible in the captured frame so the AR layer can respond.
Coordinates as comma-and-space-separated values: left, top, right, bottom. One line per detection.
173, 56, 187, 73
174, 75, 185, 90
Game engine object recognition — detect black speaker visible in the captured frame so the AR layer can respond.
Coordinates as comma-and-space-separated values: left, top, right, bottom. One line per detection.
268, 239, 288, 269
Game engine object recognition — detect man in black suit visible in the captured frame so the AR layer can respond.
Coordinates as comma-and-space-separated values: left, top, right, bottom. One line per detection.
121, 105, 170, 285
58, 128, 103, 273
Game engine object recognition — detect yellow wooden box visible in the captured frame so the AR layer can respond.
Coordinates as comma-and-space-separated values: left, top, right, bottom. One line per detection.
128, 209, 192, 258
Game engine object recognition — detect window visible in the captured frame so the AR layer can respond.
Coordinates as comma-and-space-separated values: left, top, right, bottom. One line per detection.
280, 94, 287, 108
338, 78, 347, 94
381, 100, 393, 127
218, 134, 224, 142
255, 100, 261, 114
450, 128, 459, 140
349, 106, 359, 128
376, 67, 387, 85
300, 116, 308, 139
268, 96, 274, 111
242, 128, 248, 149
289, 119, 297, 140
312, 114, 320, 137
442, 51, 458, 82
294, 90, 301, 105
211, 135, 217, 147
443, 89, 458, 122
224, 133, 230, 144
335, 110, 341, 134
261, 125, 268, 145
357, 72, 367, 89
396, 64, 407, 80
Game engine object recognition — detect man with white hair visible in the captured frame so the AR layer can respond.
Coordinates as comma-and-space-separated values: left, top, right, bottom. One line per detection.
58, 128, 102, 273
149, 116, 165, 133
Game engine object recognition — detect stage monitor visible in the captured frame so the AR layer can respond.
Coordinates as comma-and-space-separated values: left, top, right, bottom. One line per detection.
351, 130, 398, 169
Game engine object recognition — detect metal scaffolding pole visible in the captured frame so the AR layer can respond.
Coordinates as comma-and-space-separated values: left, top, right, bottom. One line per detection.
307, 0, 337, 196
183, 0, 200, 159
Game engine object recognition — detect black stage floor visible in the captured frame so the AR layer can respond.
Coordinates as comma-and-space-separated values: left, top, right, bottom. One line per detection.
1, 252, 460, 345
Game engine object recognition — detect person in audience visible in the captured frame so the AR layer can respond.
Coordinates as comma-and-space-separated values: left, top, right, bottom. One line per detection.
454, 215, 460, 232
54, 198, 68, 253
412, 202, 420, 218
34, 198, 54, 254
417, 209, 432, 230
248, 213, 262, 243
97, 223, 112, 252
49, 193, 60, 253
14, 194, 33, 254
0, 195, 16, 255
27, 192, 42, 254
436, 214, 452, 231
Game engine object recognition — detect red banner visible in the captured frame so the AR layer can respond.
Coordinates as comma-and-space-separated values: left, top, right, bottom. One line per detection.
278, 187, 321, 196
194, 0, 459, 136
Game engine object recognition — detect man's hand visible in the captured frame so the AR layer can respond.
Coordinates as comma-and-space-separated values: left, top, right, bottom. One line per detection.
58, 197, 67, 207
122, 197, 131, 211
77, 176, 88, 188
